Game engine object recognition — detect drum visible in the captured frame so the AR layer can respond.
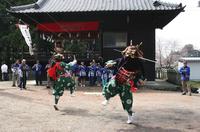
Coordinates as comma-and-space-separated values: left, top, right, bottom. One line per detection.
115, 67, 136, 84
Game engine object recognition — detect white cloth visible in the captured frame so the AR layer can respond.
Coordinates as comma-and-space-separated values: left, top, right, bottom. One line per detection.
68, 59, 77, 66
18, 69, 23, 78
1, 64, 8, 73
18, 24, 33, 55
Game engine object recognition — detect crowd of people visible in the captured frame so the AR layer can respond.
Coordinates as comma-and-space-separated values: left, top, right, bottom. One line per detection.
1, 59, 43, 90
68, 59, 116, 88
0, 57, 118, 89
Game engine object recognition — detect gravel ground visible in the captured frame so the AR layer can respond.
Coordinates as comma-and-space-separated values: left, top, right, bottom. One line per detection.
0, 81, 199, 132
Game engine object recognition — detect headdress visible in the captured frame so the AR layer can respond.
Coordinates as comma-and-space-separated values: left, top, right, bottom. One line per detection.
122, 41, 143, 58
53, 53, 64, 61
22, 59, 26, 62
54, 40, 64, 54
105, 60, 117, 65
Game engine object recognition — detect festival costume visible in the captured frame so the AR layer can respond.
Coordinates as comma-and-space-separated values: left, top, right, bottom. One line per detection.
102, 44, 145, 124
96, 65, 102, 86
48, 54, 77, 110
88, 64, 96, 86
101, 67, 109, 89
79, 64, 87, 87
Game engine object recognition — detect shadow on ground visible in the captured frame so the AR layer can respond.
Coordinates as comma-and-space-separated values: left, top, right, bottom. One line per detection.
117, 125, 181, 132
60, 107, 92, 117
0, 92, 32, 101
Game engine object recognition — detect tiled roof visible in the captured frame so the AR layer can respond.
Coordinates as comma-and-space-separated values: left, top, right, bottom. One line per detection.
180, 57, 200, 62
9, 0, 183, 13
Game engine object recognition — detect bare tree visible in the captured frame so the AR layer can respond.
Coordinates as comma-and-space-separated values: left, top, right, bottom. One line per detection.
163, 40, 180, 68
180, 44, 194, 57
156, 39, 180, 68
156, 39, 165, 67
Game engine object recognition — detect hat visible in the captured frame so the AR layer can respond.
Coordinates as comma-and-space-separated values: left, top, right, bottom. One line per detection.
54, 53, 64, 61
105, 60, 116, 65
122, 44, 143, 58
22, 59, 26, 62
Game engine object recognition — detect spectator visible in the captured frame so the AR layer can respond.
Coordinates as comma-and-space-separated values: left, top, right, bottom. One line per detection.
101, 66, 109, 89
179, 61, 191, 96
11, 59, 20, 87
19, 59, 30, 89
1, 62, 8, 81
79, 62, 87, 87
71, 63, 79, 87
96, 63, 102, 86
88, 62, 96, 86
32, 60, 43, 86
45, 60, 51, 88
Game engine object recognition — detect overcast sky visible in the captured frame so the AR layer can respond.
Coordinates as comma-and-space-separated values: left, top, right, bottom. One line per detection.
156, 0, 200, 50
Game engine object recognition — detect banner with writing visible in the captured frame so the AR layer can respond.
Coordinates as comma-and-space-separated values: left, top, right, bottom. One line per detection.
18, 24, 33, 55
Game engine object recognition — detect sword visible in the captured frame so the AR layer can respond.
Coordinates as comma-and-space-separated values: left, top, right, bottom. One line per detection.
138, 57, 157, 63
113, 49, 157, 63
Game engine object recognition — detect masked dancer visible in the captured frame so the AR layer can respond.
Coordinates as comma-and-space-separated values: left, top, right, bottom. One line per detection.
48, 40, 77, 110
102, 42, 146, 124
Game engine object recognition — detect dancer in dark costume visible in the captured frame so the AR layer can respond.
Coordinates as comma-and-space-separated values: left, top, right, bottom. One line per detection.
102, 42, 146, 124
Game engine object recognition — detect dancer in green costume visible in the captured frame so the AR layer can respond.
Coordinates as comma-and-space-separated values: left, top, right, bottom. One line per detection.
48, 53, 77, 110
102, 43, 146, 124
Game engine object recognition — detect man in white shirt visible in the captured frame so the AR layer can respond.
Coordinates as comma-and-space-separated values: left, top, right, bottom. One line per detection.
1, 62, 8, 81
11, 59, 20, 86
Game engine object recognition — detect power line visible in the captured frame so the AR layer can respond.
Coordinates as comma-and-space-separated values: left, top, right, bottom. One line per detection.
46, 13, 70, 34
3, 0, 71, 34
2, 0, 52, 32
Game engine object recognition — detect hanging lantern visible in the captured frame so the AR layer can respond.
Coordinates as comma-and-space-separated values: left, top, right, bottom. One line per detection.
49, 35, 53, 42
47, 36, 50, 41
88, 32, 91, 38
69, 33, 72, 38
42, 34, 46, 40
130, 40, 133, 45
76, 33, 79, 38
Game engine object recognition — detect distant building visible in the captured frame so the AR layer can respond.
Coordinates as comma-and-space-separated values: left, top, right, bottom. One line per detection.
178, 57, 200, 80
187, 50, 200, 57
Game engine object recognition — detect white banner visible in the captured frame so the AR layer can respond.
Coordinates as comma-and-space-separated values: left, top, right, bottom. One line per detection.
18, 24, 33, 55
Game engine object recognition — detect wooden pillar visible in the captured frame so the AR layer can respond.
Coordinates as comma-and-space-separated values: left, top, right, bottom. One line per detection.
128, 27, 155, 81
99, 21, 104, 60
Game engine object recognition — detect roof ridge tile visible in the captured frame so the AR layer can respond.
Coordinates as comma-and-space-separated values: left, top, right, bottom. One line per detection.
9, 0, 184, 13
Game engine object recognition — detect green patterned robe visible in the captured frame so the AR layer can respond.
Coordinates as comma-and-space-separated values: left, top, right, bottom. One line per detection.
103, 78, 133, 115
51, 61, 76, 105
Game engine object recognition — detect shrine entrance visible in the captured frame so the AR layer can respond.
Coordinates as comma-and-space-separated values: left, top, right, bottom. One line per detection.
37, 21, 101, 61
